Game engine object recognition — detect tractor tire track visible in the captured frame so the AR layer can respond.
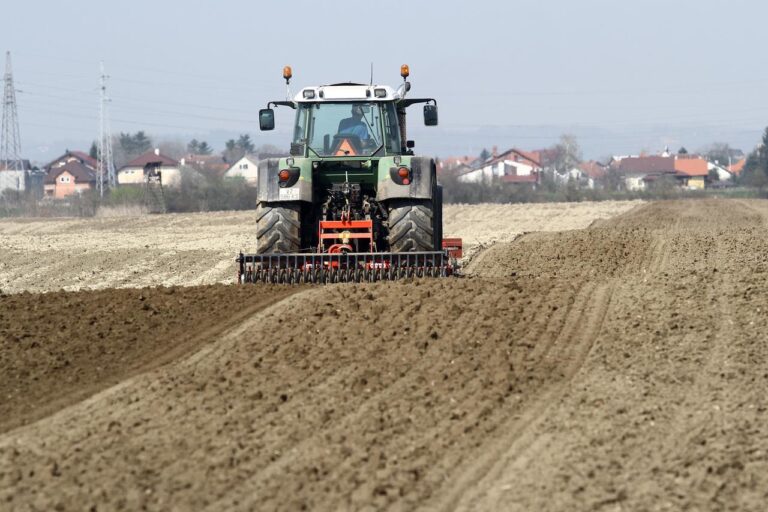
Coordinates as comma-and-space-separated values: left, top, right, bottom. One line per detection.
429, 281, 614, 512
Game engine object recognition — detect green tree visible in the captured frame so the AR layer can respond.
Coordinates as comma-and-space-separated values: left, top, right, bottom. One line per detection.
678, 146, 688, 155
187, 139, 200, 154
89, 141, 98, 160
186, 139, 212, 155
479, 148, 491, 161
197, 141, 213, 155
741, 128, 768, 189
551, 134, 582, 174
119, 131, 153, 161
222, 135, 254, 162
222, 139, 240, 163
237, 134, 255, 153
702, 142, 734, 166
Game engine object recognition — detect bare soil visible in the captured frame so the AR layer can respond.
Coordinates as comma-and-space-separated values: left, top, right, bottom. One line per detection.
1, 199, 766, 511
0, 285, 296, 433
0, 201, 639, 294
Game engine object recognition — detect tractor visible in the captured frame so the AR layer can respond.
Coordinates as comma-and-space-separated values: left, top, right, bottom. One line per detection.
237, 65, 461, 284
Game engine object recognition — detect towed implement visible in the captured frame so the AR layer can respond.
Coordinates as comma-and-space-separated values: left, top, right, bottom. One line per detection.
238, 65, 462, 284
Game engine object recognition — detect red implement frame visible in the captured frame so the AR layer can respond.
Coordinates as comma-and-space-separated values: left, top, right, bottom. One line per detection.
318, 219, 374, 253
442, 237, 463, 259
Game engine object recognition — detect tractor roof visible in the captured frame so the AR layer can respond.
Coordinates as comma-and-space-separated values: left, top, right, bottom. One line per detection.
294, 83, 405, 103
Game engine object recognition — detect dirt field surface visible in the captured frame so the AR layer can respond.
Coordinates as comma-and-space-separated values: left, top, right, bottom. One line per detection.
2, 198, 767, 511
0, 201, 639, 294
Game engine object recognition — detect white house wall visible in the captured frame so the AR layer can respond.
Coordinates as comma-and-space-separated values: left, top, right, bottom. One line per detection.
707, 162, 732, 181
624, 175, 646, 191
118, 166, 181, 188
0, 170, 28, 192
224, 156, 259, 185
457, 168, 484, 183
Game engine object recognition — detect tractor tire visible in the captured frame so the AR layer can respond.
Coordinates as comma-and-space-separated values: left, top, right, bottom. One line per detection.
432, 184, 443, 252
255, 202, 301, 254
387, 200, 435, 252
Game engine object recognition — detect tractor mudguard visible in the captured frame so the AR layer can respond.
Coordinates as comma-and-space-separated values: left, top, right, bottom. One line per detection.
377, 156, 434, 201
257, 158, 313, 203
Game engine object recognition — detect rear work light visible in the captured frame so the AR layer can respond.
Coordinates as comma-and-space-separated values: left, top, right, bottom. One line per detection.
303, 89, 315, 99
374, 88, 387, 98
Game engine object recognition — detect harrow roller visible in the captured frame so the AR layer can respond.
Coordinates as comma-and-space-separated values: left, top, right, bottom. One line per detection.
237, 251, 458, 285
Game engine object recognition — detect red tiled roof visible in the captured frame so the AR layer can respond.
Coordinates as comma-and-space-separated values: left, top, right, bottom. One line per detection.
618, 156, 676, 174
488, 148, 542, 168
45, 161, 96, 184
45, 151, 97, 171
69, 151, 98, 169
184, 154, 230, 177
515, 150, 542, 166
674, 156, 709, 177
728, 158, 746, 176
533, 148, 561, 167
579, 161, 607, 179
121, 151, 179, 169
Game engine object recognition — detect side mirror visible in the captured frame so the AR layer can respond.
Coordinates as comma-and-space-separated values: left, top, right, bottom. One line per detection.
424, 104, 438, 126
406, 140, 415, 149
259, 108, 275, 131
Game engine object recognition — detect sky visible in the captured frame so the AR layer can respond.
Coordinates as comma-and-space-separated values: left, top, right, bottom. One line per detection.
3, 0, 768, 162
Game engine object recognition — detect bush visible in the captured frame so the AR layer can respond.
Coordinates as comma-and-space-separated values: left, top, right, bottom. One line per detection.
439, 173, 763, 204
0, 170, 258, 218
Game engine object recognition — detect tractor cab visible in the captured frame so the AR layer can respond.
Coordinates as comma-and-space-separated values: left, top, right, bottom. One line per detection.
258, 65, 438, 160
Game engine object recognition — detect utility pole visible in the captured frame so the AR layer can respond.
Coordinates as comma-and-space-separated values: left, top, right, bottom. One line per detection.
1, 51, 22, 173
97, 61, 116, 197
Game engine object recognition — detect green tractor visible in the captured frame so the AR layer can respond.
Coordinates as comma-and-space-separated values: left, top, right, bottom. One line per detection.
238, 65, 461, 284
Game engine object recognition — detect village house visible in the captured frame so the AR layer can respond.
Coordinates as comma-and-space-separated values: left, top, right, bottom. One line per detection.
458, 147, 542, 185
118, 149, 181, 188
615, 153, 725, 191
728, 158, 746, 178
0, 159, 36, 194
571, 161, 609, 189
673, 155, 709, 189
438, 155, 477, 176
223, 154, 259, 185
43, 160, 96, 198
615, 155, 676, 191
708, 161, 733, 182
184, 154, 229, 180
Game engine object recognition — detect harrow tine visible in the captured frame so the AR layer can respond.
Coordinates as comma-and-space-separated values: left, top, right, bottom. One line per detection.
242, 250, 458, 285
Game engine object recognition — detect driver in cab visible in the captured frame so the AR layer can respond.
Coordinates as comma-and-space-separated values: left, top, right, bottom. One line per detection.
337, 105, 370, 140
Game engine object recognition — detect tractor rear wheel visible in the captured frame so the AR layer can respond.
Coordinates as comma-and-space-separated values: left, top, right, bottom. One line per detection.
387, 200, 435, 252
255, 202, 301, 254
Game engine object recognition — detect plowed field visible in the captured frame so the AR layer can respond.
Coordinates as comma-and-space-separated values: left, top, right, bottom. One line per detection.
2, 199, 767, 511
0, 201, 638, 294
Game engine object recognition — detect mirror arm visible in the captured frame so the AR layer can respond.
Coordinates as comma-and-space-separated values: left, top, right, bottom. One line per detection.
398, 98, 437, 108
267, 100, 297, 109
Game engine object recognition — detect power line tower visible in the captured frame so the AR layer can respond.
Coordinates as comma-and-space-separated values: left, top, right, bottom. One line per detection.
1, 51, 22, 172
97, 61, 116, 197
